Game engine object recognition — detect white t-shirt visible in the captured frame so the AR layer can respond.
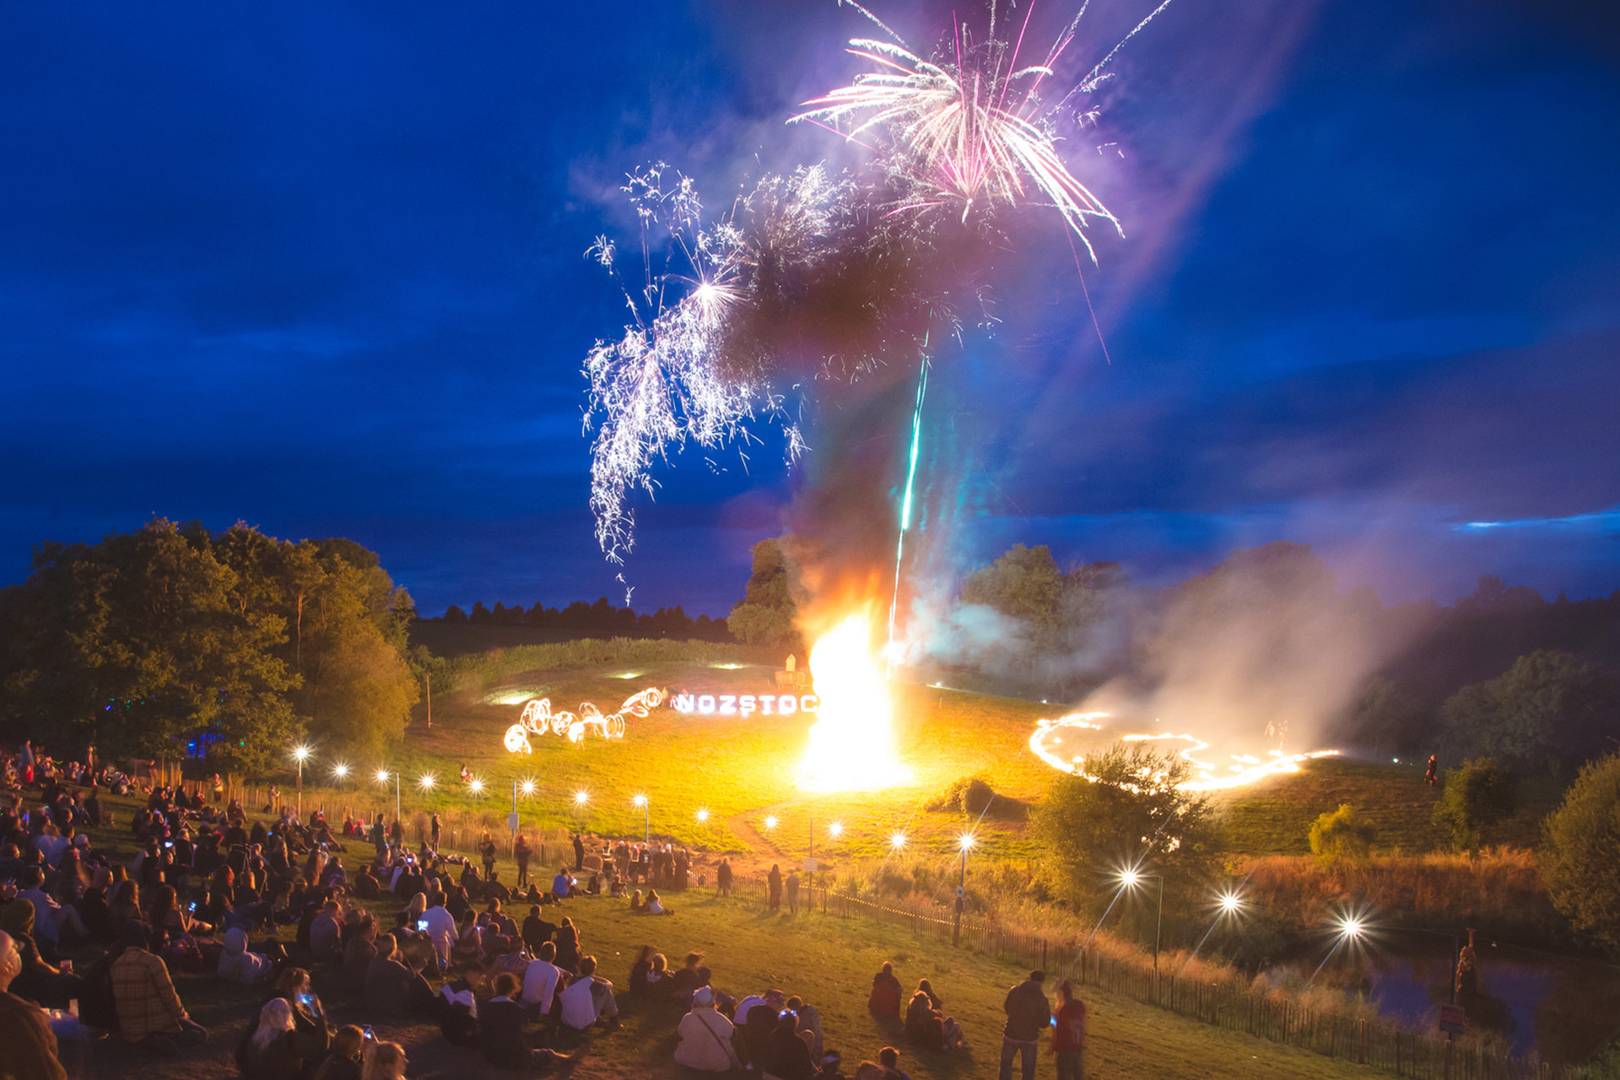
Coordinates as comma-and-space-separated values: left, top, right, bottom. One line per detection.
560, 975, 613, 1030
421, 905, 457, 959
733, 994, 769, 1027
521, 958, 562, 1012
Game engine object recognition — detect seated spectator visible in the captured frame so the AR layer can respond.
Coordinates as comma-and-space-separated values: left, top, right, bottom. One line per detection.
768, 1009, 817, 1080
869, 962, 902, 1018
309, 900, 343, 963
361, 1039, 408, 1080
520, 940, 563, 1016
877, 1046, 913, 1080
0, 900, 82, 1008
628, 889, 644, 913
313, 1025, 366, 1080
110, 924, 207, 1053
643, 889, 673, 915
365, 934, 433, 1019
344, 915, 378, 993
218, 926, 274, 985
520, 904, 555, 955
789, 995, 825, 1059
553, 917, 580, 974
550, 868, 573, 900
669, 951, 708, 1003
675, 985, 739, 1072
238, 997, 304, 1079
0, 929, 67, 1080
558, 954, 618, 1032
273, 966, 334, 1061
734, 990, 784, 1070
480, 971, 574, 1072
905, 984, 944, 1048
18, 867, 88, 951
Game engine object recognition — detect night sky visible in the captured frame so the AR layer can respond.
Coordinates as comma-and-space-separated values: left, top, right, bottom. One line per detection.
3, 1, 1618, 616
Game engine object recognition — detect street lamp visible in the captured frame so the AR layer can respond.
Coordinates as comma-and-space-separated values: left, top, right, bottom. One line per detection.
291, 744, 312, 821
331, 762, 350, 782
763, 815, 779, 831
827, 820, 843, 838
696, 807, 710, 823
520, 778, 537, 798
1309, 909, 1371, 988
468, 777, 485, 796
889, 831, 907, 851
633, 794, 649, 842
418, 772, 436, 793
1116, 863, 1166, 982
375, 768, 399, 820
953, 833, 976, 944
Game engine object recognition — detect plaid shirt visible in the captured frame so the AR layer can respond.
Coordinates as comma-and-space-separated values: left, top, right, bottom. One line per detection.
111, 947, 187, 1041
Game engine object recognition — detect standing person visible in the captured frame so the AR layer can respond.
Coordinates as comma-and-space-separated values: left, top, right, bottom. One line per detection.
479, 833, 498, 880
768, 865, 783, 912
716, 857, 732, 898
998, 970, 1050, 1080
429, 813, 441, 853
786, 870, 801, 915
1052, 979, 1086, 1080
1455, 928, 1479, 997
571, 832, 585, 872
514, 834, 532, 888
1425, 754, 1439, 786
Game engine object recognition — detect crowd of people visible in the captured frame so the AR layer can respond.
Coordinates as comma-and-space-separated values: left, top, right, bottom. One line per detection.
0, 739, 1092, 1079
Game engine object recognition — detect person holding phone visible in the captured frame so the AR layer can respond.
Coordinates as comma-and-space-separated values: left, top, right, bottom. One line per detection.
311, 1024, 366, 1080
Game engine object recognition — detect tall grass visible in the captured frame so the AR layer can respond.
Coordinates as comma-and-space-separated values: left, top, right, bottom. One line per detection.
1237, 847, 1566, 942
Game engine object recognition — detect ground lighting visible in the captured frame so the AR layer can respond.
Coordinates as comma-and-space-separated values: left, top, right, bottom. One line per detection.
520, 778, 537, 797
695, 807, 711, 823
763, 815, 779, 831
417, 772, 436, 792
827, 820, 843, 838
468, 777, 485, 796
889, 831, 907, 850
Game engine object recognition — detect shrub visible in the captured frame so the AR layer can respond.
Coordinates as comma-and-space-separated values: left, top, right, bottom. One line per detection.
926, 775, 1027, 820
1308, 803, 1376, 862
1431, 758, 1517, 854
1540, 752, 1620, 949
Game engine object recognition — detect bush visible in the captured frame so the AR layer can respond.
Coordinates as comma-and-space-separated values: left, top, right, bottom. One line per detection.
1540, 752, 1620, 949
1432, 758, 1517, 854
1308, 803, 1376, 862
926, 776, 1027, 820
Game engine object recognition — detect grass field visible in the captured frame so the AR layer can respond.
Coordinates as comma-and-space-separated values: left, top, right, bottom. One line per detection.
67, 787, 1389, 1080
282, 645, 1545, 872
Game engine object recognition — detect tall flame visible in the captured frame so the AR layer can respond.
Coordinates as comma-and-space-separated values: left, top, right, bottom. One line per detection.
796, 610, 913, 793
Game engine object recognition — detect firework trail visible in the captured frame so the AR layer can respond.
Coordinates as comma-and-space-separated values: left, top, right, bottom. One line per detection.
581, 1, 1175, 573
886, 349, 929, 653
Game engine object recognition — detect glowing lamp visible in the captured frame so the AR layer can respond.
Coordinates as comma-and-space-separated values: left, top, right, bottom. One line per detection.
1337, 916, 1364, 940
374, 769, 391, 784
827, 821, 844, 838
468, 778, 485, 795
1118, 866, 1141, 889
331, 763, 350, 780
695, 807, 711, 823
417, 773, 436, 792
1217, 890, 1243, 915
889, 832, 908, 850
958, 833, 976, 853
520, 779, 536, 797
573, 790, 589, 807
632, 793, 648, 808
763, 815, 779, 831
292, 745, 312, 763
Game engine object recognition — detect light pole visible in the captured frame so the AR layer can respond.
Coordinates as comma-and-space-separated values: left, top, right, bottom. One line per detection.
375, 768, 399, 821
292, 744, 312, 822
1117, 866, 1166, 984
953, 833, 975, 945
633, 793, 649, 842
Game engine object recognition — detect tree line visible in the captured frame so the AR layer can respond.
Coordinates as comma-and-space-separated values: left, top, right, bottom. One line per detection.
0, 519, 419, 773
433, 597, 731, 641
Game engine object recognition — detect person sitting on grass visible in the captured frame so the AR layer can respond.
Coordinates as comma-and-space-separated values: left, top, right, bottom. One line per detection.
360, 1039, 408, 1080
789, 995, 825, 1059
218, 926, 274, 985
550, 867, 574, 901
877, 1045, 914, 1080
0, 929, 67, 1080
558, 954, 619, 1034
906, 979, 965, 1051
480, 971, 576, 1072
674, 985, 740, 1073
628, 888, 644, 913
237, 997, 304, 1079
768, 1009, 817, 1080
553, 917, 580, 974
520, 940, 564, 1017
868, 961, 902, 1019
109, 924, 207, 1054
668, 951, 707, 1004
365, 933, 434, 1018
521, 904, 555, 955
643, 888, 674, 915
273, 965, 334, 1061
312, 1024, 366, 1080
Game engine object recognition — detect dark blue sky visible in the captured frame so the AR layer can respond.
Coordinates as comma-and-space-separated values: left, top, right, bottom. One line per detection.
3, 1, 1618, 616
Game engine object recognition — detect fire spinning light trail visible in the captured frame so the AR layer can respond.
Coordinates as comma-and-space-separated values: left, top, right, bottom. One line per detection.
1028, 711, 1341, 792
503, 688, 666, 753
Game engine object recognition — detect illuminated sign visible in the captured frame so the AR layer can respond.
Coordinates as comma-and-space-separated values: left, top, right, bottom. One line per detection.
672, 691, 819, 717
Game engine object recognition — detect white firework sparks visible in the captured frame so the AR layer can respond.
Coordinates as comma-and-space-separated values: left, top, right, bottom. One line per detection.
795, 0, 1174, 260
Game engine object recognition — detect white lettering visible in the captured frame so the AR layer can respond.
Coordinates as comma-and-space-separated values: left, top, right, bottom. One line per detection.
739, 695, 756, 716
697, 694, 716, 715
800, 694, 819, 713
760, 694, 776, 715
778, 694, 797, 716
719, 694, 737, 716
674, 693, 696, 714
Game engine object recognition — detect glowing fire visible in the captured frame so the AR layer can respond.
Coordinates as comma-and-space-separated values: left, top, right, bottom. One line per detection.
796, 611, 912, 793
1029, 712, 1340, 792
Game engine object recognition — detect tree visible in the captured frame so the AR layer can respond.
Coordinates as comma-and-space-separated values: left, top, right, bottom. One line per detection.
1347, 676, 1429, 755
960, 544, 1064, 649
1540, 753, 1620, 949
1308, 803, 1377, 862
1440, 650, 1619, 775
1034, 744, 1223, 917
727, 539, 802, 650
442, 604, 468, 624
1432, 758, 1517, 854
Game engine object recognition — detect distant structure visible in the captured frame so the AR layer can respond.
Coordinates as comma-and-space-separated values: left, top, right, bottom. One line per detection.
775, 652, 811, 690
